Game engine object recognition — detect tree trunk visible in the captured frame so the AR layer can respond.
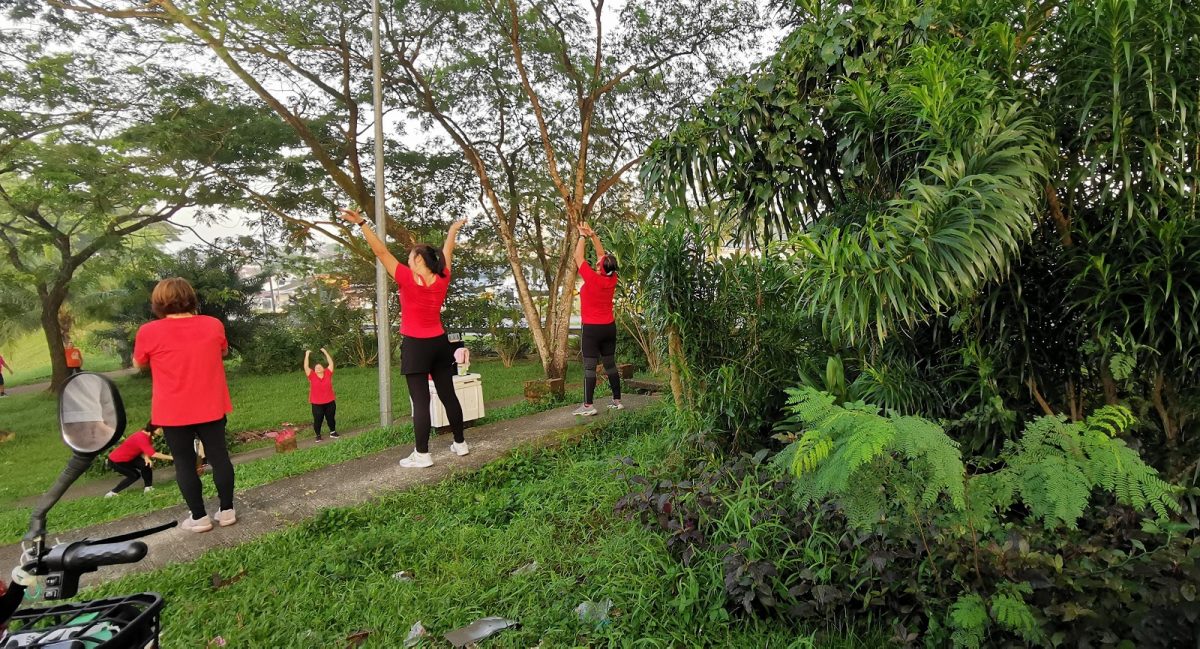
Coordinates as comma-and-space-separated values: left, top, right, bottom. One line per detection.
546, 264, 576, 380
39, 284, 70, 393
1099, 356, 1119, 405
667, 323, 687, 407
1151, 372, 1178, 448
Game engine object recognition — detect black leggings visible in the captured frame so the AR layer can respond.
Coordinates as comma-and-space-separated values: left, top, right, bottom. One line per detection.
406, 369, 464, 454
584, 356, 621, 405
162, 417, 234, 519
312, 400, 337, 437
581, 323, 620, 405
109, 458, 152, 492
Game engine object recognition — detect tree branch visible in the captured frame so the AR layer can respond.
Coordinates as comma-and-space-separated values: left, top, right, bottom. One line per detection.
502, 0, 573, 209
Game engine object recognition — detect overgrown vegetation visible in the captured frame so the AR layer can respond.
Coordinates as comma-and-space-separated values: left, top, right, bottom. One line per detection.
619, 397, 1198, 647
614, 1, 1200, 646
77, 406, 872, 647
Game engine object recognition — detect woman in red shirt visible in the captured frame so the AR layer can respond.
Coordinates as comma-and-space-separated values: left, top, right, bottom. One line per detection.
338, 208, 467, 469
133, 278, 236, 533
104, 421, 173, 497
304, 348, 339, 441
573, 223, 622, 416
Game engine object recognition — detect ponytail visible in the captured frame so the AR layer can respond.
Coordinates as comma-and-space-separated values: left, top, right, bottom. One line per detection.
601, 253, 619, 276
413, 244, 446, 277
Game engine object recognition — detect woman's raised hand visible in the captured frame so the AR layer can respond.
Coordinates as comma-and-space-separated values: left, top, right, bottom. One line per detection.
579, 222, 595, 237
450, 217, 468, 231
337, 207, 365, 225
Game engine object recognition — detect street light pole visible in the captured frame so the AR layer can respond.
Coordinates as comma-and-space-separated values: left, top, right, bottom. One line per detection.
372, 0, 392, 427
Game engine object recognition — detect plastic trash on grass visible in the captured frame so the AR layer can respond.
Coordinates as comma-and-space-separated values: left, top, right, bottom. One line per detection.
575, 599, 613, 626
404, 621, 427, 647
443, 617, 519, 647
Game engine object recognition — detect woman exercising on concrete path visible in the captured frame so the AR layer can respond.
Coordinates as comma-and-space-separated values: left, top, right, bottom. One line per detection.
573, 223, 622, 416
338, 208, 467, 468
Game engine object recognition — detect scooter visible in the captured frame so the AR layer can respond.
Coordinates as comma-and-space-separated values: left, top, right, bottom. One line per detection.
1, 372, 173, 648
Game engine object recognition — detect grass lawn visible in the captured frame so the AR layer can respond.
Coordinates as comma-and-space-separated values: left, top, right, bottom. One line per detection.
0, 397, 574, 544
0, 329, 122, 387
77, 406, 860, 648
0, 359, 554, 509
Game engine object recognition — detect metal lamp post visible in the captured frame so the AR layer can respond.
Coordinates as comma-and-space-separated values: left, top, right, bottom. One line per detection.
372, 0, 392, 427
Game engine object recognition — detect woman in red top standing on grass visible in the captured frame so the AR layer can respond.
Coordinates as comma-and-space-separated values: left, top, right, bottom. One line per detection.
337, 207, 467, 469
573, 223, 622, 416
304, 348, 339, 442
104, 421, 173, 498
133, 278, 236, 533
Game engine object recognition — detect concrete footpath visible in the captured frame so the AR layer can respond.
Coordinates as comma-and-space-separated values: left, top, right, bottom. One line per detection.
1, 394, 655, 587
17, 395, 529, 506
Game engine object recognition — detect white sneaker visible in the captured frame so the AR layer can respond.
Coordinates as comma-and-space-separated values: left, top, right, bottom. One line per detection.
181, 515, 213, 534
143, 486, 154, 494
104, 491, 118, 498
214, 508, 237, 527
450, 441, 470, 456
573, 404, 598, 416
608, 401, 624, 411
399, 451, 434, 468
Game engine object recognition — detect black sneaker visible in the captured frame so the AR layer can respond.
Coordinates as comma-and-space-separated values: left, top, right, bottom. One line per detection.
315, 436, 323, 443
329, 431, 340, 439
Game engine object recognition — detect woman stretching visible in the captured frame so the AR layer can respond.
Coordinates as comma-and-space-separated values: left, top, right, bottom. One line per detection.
304, 348, 339, 442
573, 223, 622, 416
338, 208, 467, 468
104, 421, 173, 498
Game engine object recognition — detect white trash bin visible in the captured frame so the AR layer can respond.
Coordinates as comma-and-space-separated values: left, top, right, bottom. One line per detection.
410, 373, 485, 427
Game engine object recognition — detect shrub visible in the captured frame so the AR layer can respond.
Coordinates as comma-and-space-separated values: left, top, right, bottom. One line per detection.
619, 397, 1199, 647
239, 318, 304, 374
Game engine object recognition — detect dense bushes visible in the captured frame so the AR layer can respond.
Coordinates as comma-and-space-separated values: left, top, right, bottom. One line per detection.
618, 400, 1200, 646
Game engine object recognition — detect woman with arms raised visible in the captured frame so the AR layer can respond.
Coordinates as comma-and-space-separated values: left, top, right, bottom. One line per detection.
338, 208, 467, 468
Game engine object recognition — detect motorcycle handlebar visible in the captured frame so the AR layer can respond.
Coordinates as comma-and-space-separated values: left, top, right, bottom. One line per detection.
61, 540, 147, 572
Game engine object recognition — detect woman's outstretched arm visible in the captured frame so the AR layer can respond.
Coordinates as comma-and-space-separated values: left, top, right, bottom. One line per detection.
321, 347, 334, 372
442, 218, 468, 272
303, 350, 312, 376
338, 208, 400, 277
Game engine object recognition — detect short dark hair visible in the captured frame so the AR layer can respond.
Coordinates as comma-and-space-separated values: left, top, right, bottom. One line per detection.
411, 244, 446, 277
143, 420, 156, 433
150, 277, 199, 318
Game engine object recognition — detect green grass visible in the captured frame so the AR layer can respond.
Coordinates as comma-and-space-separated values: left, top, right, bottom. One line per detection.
0, 328, 122, 387
0, 397, 582, 544
72, 406, 860, 648
0, 359, 551, 509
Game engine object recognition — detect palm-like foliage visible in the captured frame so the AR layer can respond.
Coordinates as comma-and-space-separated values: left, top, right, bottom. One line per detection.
640, 0, 1200, 463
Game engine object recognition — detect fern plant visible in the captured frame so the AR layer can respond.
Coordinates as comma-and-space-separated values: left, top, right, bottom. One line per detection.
777, 388, 1180, 533
971, 405, 1181, 530
774, 386, 966, 530
947, 583, 1043, 648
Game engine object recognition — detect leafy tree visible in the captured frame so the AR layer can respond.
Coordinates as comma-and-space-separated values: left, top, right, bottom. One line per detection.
43, 0, 770, 379
85, 245, 267, 366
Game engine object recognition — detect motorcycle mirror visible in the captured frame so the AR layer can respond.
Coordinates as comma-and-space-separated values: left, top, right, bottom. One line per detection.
59, 372, 125, 454
24, 373, 127, 543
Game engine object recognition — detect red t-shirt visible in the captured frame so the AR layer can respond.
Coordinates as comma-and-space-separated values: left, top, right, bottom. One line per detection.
65, 346, 82, 368
308, 368, 335, 404
396, 264, 452, 338
133, 315, 232, 426
109, 430, 155, 463
579, 264, 618, 325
